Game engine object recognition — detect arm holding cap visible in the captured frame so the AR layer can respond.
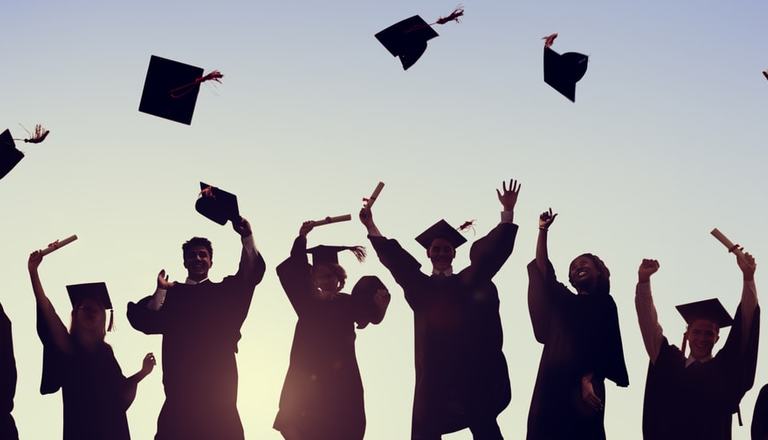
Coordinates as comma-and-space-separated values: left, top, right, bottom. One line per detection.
635, 259, 663, 364
234, 217, 266, 284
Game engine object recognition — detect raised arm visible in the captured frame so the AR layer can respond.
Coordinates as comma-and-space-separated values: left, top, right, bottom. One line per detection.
275, 222, 316, 315
233, 217, 266, 284
736, 250, 758, 352
360, 207, 423, 287
121, 353, 155, 410
28, 251, 71, 353
635, 259, 663, 364
535, 208, 557, 275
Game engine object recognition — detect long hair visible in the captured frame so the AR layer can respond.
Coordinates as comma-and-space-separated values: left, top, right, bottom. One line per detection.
311, 263, 348, 293
69, 309, 107, 343
569, 253, 611, 295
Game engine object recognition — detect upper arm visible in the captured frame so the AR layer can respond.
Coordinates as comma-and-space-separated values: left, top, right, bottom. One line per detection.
276, 256, 314, 316
465, 222, 518, 283
36, 302, 71, 354
526, 259, 567, 343
369, 236, 423, 288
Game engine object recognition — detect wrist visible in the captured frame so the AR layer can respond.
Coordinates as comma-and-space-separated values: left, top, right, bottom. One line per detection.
743, 274, 755, 282
638, 276, 650, 283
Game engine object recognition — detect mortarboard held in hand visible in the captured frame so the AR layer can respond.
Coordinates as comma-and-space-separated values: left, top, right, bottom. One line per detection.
195, 182, 240, 226
67, 282, 115, 331
376, 7, 464, 70
139, 55, 223, 125
542, 33, 588, 102
351, 275, 391, 329
1, 124, 51, 180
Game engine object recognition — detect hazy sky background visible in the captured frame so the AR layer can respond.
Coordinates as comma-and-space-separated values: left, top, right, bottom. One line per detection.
2, 1, 767, 438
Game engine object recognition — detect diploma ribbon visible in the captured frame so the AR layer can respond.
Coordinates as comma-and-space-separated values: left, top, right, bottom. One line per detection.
170, 70, 224, 99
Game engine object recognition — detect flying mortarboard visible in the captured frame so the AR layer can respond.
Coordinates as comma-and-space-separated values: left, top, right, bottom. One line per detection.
676, 298, 733, 328
375, 8, 464, 70
307, 245, 366, 265
138, 55, 223, 125
542, 33, 589, 102
763, 69, 768, 81
416, 219, 467, 249
195, 182, 240, 226
66, 282, 114, 331
0, 129, 24, 180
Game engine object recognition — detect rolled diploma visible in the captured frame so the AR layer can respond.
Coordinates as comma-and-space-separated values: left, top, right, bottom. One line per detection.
710, 228, 745, 258
40, 234, 78, 256
366, 182, 385, 207
313, 215, 352, 226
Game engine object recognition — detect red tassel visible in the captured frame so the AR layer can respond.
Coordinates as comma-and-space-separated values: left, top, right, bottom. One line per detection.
15, 124, 50, 144
170, 70, 224, 99
434, 7, 464, 25
542, 33, 558, 48
458, 219, 476, 236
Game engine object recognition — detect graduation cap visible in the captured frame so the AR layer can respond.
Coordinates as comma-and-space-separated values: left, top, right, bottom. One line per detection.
542, 33, 589, 102
0, 129, 24, 180
415, 219, 467, 249
66, 282, 114, 331
307, 245, 366, 265
375, 8, 464, 70
351, 275, 390, 329
676, 298, 733, 328
195, 182, 240, 226
763, 69, 768, 81
138, 55, 223, 125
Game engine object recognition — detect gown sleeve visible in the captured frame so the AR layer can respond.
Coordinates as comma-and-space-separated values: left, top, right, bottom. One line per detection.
526, 259, 571, 344
36, 304, 68, 394
127, 296, 168, 335
0, 305, 16, 413
276, 236, 315, 317
462, 222, 518, 285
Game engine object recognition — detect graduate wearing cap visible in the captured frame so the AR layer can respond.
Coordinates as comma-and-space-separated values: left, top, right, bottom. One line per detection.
273, 221, 390, 440
0, 303, 18, 439
753, 384, 768, 440
526, 209, 629, 440
360, 179, 520, 440
126, 214, 265, 440
635, 249, 760, 440
27, 251, 156, 440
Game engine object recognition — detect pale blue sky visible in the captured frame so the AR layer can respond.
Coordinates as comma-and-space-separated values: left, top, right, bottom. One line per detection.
2, 1, 767, 438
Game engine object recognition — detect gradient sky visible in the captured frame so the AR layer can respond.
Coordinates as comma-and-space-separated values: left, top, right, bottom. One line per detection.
2, 1, 768, 438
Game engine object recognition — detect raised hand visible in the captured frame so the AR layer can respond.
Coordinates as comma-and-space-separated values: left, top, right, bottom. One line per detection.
142, 353, 157, 375
232, 216, 253, 238
28, 250, 44, 272
638, 259, 660, 283
736, 249, 756, 280
157, 269, 175, 290
359, 207, 374, 228
299, 221, 315, 238
496, 179, 521, 211
539, 208, 558, 230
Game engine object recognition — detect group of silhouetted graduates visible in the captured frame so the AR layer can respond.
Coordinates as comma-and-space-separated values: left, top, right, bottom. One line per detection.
0, 178, 766, 440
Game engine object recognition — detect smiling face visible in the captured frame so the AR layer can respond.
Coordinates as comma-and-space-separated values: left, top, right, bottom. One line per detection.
427, 238, 456, 272
183, 245, 213, 281
686, 319, 720, 360
71, 298, 107, 340
569, 255, 600, 293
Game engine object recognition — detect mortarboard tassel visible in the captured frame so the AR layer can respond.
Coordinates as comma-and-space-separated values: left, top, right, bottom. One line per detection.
14, 123, 50, 144
433, 7, 464, 25
458, 219, 477, 236
737, 406, 743, 426
170, 70, 224, 99
107, 309, 114, 332
681, 333, 688, 357
346, 246, 367, 263
542, 33, 558, 48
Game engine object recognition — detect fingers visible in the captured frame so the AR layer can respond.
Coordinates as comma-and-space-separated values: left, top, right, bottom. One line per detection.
496, 188, 502, 200
502, 180, 507, 193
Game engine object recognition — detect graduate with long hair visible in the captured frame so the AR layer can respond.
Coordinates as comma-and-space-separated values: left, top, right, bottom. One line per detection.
526, 208, 629, 440
28, 250, 155, 440
274, 220, 390, 440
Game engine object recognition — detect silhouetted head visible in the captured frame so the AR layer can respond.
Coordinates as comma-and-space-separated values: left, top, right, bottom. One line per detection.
416, 220, 466, 273
70, 297, 107, 344
311, 263, 347, 294
427, 238, 457, 272
183, 237, 213, 281
568, 253, 610, 295
685, 319, 720, 360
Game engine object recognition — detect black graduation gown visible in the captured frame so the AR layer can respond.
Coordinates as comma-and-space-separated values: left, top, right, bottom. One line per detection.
127, 253, 265, 440
369, 222, 517, 437
36, 306, 131, 440
753, 384, 768, 440
0, 303, 18, 440
642, 305, 760, 440
526, 260, 629, 440
273, 236, 367, 440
